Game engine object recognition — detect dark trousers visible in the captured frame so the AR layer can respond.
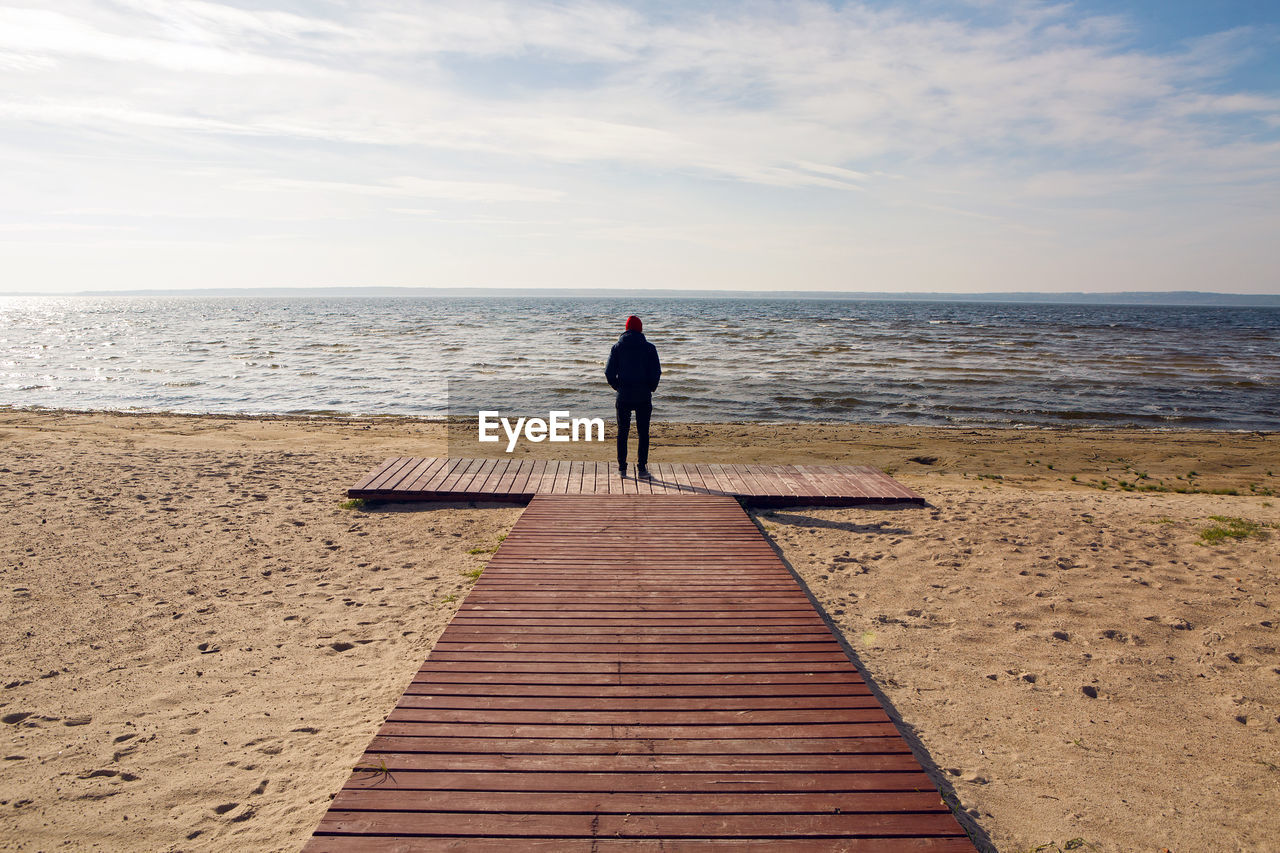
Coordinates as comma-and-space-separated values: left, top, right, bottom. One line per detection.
615, 394, 652, 467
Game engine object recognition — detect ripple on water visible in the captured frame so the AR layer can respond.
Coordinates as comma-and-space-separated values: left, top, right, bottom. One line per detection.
1, 295, 1277, 428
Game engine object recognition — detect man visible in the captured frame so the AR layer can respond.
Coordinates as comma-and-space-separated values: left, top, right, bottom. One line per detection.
605, 315, 661, 478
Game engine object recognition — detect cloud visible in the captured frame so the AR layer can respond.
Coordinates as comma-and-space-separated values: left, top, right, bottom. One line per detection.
0, 6, 328, 75
3, 0, 1274, 195
0, 0, 1276, 292
247, 176, 566, 203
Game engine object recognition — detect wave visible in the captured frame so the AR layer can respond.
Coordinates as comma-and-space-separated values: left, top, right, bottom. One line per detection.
2, 296, 1276, 430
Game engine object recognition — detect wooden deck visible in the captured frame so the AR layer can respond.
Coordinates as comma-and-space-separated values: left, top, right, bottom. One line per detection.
349, 457, 923, 506
305, 495, 971, 851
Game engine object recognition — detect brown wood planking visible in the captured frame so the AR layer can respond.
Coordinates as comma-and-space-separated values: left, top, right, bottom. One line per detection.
491, 458, 522, 494
303, 835, 975, 853
330, 769, 940, 794
476, 458, 511, 494
362, 456, 412, 492
400, 457, 449, 493
313, 811, 966, 838
437, 457, 481, 493
366, 727, 911, 747
458, 458, 498, 494
732, 462, 770, 498
390, 694, 882, 710
348, 457, 923, 504
329, 789, 944, 812
508, 458, 538, 494
306, 495, 969, 850
415, 457, 463, 493
351, 457, 396, 491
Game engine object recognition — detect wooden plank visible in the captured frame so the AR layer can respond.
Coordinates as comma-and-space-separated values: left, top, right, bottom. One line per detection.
787, 464, 833, 500
552, 460, 573, 495
330, 789, 946, 813
394, 457, 445, 493
350, 457, 923, 504
437, 457, 485, 493
619, 465, 638, 495
728, 462, 765, 497
399, 457, 450, 493
493, 458, 526, 495
385, 705, 892, 724
699, 462, 733, 495
473, 458, 511, 494
350, 457, 398, 491
391, 694, 881, 711
415, 457, 466, 494
364, 735, 908, 754
415, 656, 855, 670
512, 458, 543, 496
363, 456, 414, 492
642, 462, 668, 494
446, 616, 830, 628
760, 463, 804, 501
717, 463, 750, 497
457, 458, 500, 495
313, 811, 968, 838
330, 769, 939, 793
307, 494, 967, 849
405, 681, 867, 696
308, 836, 970, 853
534, 460, 560, 494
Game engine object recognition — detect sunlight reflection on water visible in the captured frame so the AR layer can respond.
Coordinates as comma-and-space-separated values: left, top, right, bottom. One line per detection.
0, 295, 1277, 429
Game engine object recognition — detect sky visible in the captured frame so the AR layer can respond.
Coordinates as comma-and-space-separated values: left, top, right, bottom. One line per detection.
1, 0, 1278, 294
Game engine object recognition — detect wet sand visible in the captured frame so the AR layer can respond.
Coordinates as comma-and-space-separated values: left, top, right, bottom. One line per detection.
1, 410, 1277, 852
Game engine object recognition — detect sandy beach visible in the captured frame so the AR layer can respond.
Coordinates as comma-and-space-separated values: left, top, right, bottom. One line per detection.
1, 409, 1277, 852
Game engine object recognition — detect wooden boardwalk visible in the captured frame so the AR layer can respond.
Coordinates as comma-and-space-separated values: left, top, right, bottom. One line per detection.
305, 495, 971, 851
349, 457, 923, 506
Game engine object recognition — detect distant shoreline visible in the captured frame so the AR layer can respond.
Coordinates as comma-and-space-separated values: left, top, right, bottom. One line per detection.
3, 405, 1272, 434
3, 287, 1279, 307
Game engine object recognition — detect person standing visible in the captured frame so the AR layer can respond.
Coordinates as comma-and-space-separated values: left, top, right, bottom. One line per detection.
605, 315, 661, 478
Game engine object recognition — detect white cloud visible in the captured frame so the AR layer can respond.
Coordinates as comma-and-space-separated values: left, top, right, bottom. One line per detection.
247, 175, 566, 203
0, 0, 1276, 292
5, 1, 1274, 189
0, 6, 327, 75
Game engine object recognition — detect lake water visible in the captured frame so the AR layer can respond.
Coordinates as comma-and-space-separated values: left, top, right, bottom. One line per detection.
1, 295, 1277, 430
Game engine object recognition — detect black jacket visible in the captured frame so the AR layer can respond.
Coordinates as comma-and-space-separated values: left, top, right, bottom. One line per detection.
605, 330, 661, 394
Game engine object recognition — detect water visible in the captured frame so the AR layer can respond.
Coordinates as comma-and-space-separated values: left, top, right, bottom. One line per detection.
1, 295, 1277, 430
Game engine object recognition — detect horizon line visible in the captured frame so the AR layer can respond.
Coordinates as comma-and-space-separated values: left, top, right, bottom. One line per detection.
2, 285, 1279, 306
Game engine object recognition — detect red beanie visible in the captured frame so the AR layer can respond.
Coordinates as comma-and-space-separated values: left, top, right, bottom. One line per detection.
625, 315, 642, 332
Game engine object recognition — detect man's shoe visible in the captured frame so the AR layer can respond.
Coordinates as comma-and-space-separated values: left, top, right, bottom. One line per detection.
618, 463, 627, 478
637, 465, 649, 478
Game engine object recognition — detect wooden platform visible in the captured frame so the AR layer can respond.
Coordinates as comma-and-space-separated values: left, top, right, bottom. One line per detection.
305, 495, 971, 851
349, 457, 923, 506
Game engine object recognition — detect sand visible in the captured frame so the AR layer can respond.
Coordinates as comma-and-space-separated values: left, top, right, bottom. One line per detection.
1, 410, 1277, 852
